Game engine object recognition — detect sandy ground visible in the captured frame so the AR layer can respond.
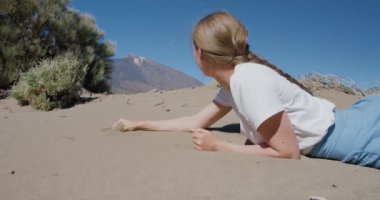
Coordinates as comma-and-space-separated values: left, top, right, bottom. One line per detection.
0, 85, 379, 200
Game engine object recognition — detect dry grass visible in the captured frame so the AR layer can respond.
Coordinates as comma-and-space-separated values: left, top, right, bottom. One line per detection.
298, 73, 372, 97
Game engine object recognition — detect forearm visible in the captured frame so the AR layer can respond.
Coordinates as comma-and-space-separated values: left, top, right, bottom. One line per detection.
135, 116, 203, 132
215, 140, 300, 159
116, 102, 230, 132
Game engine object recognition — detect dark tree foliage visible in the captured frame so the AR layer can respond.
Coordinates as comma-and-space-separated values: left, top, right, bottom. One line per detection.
0, 0, 115, 92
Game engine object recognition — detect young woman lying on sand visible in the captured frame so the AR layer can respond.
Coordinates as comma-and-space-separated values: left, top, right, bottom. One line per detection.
113, 11, 380, 169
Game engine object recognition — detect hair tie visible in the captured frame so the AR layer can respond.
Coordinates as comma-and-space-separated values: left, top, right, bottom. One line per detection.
245, 44, 250, 54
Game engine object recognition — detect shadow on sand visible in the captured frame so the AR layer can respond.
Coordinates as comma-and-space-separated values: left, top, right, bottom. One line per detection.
208, 123, 254, 145
208, 123, 240, 134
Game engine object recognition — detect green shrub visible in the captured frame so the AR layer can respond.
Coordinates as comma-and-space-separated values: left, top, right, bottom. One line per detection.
0, 0, 114, 92
11, 53, 88, 111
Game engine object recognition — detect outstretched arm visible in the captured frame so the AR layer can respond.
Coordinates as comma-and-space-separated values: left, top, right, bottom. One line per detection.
113, 101, 231, 132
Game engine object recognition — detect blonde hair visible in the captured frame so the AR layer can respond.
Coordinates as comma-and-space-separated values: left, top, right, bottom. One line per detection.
192, 11, 311, 94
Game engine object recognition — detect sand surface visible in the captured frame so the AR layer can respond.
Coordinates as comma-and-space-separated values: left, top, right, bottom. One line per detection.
0, 85, 379, 200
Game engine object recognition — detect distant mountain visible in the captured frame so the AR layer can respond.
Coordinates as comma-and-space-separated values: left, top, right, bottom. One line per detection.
110, 54, 203, 93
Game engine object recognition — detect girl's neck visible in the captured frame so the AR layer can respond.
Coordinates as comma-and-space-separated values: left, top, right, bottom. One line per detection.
212, 66, 235, 91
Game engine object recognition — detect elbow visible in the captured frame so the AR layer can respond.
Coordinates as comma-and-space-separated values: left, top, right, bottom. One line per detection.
278, 144, 301, 159
281, 151, 301, 160
290, 153, 301, 160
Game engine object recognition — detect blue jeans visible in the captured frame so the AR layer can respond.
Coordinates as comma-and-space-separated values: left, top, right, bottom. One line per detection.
308, 95, 380, 169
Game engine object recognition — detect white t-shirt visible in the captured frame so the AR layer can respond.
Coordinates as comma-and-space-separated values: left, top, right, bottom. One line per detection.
213, 63, 335, 154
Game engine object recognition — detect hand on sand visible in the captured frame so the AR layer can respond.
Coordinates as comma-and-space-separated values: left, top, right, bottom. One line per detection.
112, 119, 137, 132
191, 128, 220, 151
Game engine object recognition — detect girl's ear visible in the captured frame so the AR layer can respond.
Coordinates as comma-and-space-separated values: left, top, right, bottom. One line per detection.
195, 47, 203, 60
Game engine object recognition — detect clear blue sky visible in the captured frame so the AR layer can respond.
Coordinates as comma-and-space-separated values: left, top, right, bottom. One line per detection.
70, 0, 380, 89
